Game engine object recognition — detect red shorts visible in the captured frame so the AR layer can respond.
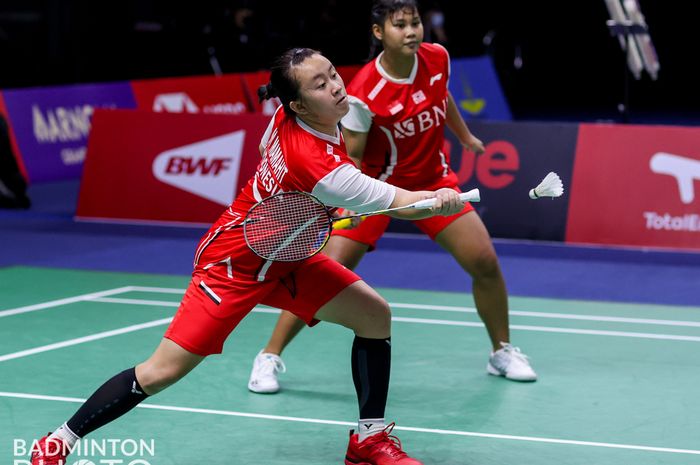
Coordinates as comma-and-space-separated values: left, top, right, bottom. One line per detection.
332, 184, 475, 249
165, 249, 361, 357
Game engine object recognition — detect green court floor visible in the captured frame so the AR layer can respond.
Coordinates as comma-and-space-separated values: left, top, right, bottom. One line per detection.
1, 266, 699, 465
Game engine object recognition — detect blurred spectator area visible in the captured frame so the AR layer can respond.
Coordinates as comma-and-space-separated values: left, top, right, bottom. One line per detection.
0, 0, 698, 122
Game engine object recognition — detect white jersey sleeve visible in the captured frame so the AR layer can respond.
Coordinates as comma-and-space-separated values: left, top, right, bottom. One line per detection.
340, 96, 373, 133
311, 164, 395, 213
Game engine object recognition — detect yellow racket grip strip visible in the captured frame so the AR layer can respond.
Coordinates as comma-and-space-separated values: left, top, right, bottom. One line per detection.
333, 216, 366, 230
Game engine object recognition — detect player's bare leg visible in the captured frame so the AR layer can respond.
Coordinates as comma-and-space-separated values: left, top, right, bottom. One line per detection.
435, 211, 537, 381
435, 212, 509, 350
262, 310, 306, 355
315, 280, 422, 463
136, 338, 205, 394
32, 339, 205, 464
249, 236, 370, 393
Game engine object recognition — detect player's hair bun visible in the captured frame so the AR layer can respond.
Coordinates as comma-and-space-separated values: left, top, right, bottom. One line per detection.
257, 82, 278, 103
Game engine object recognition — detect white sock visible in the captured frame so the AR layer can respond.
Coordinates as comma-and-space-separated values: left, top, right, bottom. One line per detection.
358, 418, 386, 442
49, 423, 80, 448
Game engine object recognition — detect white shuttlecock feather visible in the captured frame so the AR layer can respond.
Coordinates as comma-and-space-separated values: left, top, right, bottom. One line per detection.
529, 172, 564, 199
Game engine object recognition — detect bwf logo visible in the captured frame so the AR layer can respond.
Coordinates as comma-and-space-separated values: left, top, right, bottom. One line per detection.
650, 152, 700, 204
152, 130, 245, 206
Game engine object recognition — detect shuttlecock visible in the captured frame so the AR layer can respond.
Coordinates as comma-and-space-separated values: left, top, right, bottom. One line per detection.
529, 172, 564, 199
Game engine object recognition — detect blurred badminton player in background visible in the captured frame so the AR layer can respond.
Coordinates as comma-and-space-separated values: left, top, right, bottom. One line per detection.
249, 0, 537, 394
30, 48, 466, 465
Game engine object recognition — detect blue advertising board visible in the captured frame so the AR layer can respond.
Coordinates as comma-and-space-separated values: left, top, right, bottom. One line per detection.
388, 121, 579, 241
448, 56, 512, 121
2, 82, 136, 182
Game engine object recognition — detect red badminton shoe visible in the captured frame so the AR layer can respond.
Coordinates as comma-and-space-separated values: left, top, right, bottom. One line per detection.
345, 423, 423, 465
31, 434, 69, 465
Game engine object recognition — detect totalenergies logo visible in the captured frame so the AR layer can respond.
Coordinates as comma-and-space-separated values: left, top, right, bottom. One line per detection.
650, 152, 700, 204
644, 151, 700, 233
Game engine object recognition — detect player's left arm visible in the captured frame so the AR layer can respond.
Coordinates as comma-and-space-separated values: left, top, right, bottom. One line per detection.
445, 91, 485, 154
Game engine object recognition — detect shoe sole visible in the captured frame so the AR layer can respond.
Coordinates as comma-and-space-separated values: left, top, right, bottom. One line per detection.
487, 363, 537, 382
247, 383, 280, 394
345, 458, 371, 465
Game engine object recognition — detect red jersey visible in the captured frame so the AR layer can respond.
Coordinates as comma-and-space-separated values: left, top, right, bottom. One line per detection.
342, 42, 457, 190
193, 106, 393, 282
232, 106, 353, 215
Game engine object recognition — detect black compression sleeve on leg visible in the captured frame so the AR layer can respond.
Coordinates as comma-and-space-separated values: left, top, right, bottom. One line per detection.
351, 336, 391, 419
66, 367, 149, 437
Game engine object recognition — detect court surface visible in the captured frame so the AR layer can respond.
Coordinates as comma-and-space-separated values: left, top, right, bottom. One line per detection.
2, 266, 699, 465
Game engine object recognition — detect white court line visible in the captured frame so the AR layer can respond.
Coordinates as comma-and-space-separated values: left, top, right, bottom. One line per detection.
0, 318, 172, 363
129, 286, 185, 294
91, 297, 700, 343
393, 317, 700, 342
0, 286, 135, 318
123, 287, 700, 329
392, 303, 700, 328
4, 293, 698, 364
93, 297, 180, 307
90, 297, 283, 317
0, 391, 698, 456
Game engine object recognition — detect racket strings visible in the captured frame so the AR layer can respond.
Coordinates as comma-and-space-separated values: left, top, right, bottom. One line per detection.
244, 192, 332, 261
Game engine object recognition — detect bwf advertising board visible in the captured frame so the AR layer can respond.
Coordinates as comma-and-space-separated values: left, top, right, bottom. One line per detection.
566, 123, 700, 250
77, 110, 269, 225
442, 121, 578, 241
1, 82, 137, 182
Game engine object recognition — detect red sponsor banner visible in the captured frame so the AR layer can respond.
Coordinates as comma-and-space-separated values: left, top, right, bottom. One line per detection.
0, 91, 28, 181
566, 123, 700, 250
131, 74, 250, 115
77, 110, 269, 224
241, 70, 281, 116
241, 64, 362, 115
336, 64, 363, 87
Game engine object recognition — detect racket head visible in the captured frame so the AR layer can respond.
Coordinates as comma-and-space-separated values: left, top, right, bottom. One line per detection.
243, 191, 333, 262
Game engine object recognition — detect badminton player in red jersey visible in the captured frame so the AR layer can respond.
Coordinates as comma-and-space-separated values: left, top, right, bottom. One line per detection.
30, 48, 465, 465
249, 0, 536, 394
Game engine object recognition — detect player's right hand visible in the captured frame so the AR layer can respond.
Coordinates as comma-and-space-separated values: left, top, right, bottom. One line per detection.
430, 188, 464, 216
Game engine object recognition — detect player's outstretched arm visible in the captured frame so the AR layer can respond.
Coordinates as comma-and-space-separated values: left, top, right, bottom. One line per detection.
387, 187, 463, 220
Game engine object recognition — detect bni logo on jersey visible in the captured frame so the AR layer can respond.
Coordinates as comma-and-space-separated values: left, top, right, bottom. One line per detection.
152, 130, 246, 206
13, 438, 157, 465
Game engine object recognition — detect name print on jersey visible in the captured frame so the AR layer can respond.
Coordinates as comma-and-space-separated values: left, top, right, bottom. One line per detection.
392, 96, 447, 139
256, 128, 289, 196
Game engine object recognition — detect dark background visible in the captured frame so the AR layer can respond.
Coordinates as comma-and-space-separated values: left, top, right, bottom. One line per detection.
0, 0, 697, 124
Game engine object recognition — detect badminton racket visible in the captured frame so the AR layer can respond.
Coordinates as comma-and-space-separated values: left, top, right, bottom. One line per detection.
240, 189, 480, 261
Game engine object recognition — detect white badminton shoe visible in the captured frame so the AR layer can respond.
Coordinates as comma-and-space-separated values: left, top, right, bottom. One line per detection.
248, 351, 286, 393
487, 343, 537, 382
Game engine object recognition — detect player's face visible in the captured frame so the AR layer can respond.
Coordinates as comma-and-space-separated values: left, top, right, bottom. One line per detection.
377, 8, 423, 57
293, 54, 349, 124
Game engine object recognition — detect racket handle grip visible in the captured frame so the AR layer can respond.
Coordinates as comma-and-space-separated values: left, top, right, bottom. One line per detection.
333, 216, 366, 230
411, 188, 481, 209
333, 218, 354, 229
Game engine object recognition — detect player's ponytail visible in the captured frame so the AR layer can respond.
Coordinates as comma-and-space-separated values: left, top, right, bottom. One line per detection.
368, 0, 420, 60
258, 47, 320, 116
257, 82, 277, 103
